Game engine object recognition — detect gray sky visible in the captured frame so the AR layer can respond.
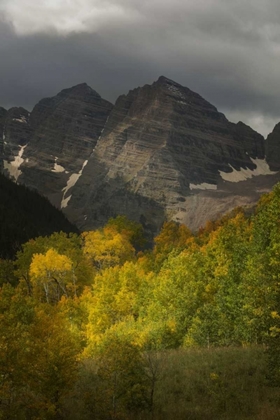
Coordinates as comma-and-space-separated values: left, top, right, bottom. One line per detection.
1, 0, 280, 136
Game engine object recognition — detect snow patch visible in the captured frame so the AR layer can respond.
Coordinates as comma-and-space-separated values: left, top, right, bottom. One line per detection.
61, 159, 88, 209
96, 116, 109, 144
51, 156, 65, 173
219, 158, 277, 182
62, 195, 72, 208
3, 144, 27, 181
12, 116, 27, 124
190, 182, 217, 191
3, 133, 5, 140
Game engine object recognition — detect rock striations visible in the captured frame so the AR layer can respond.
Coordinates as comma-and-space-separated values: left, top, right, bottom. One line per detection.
1, 83, 113, 207
64, 76, 278, 233
1, 76, 280, 233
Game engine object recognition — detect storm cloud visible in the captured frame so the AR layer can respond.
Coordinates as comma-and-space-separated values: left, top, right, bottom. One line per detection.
1, 0, 280, 136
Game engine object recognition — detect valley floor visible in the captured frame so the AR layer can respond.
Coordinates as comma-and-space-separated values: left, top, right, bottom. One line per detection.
65, 346, 280, 420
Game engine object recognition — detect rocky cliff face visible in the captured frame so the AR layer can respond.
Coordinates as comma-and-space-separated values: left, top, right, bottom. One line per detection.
1, 107, 31, 180
21, 83, 113, 207
64, 76, 277, 232
1, 83, 113, 208
1, 76, 280, 233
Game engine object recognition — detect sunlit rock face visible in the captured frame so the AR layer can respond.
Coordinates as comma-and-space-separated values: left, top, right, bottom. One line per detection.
1, 76, 280, 233
66, 76, 278, 233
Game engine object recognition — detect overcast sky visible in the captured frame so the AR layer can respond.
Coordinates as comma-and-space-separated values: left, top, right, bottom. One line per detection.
1, 0, 280, 136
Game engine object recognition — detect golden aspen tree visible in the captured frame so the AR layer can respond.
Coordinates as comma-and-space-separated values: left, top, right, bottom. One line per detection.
30, 248, 73, 303
16, 232, 92, 297
82, 227, 135, 270
83, 261, 150, 353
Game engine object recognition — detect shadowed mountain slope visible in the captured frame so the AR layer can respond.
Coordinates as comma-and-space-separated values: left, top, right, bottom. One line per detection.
0, 173, 78, 259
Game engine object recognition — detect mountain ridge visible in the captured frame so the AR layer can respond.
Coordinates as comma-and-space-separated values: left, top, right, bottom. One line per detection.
1, 76, 280, 234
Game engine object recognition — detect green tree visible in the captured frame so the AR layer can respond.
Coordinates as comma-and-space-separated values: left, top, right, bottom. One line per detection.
145, 248, 206, 348
0, 284, 80, 419
91, 331, 150, 419
241, 184, 280, 379
185, 211, 252, 346
152, 221, 193, 271
106, 215, 146, 250
0, 259, 17, 287
0, 284, 35, 419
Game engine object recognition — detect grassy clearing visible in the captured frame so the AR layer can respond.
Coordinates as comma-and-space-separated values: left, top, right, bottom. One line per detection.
64, 346, 280, 420
144, 346, 280, 420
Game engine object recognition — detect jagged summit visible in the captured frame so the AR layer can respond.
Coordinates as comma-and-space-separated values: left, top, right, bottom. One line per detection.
155, 75, 195, 92
32, 82, 103, 116
58, 82, 101, 98
156, 75, 180, 84
152, 75, 220, 115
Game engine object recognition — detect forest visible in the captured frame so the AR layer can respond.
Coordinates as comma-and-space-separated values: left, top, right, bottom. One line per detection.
1, 183, 280, 419
0, 173, 78, 259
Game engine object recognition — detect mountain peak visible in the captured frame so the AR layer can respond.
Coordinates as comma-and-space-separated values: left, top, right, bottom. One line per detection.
1, 77, 278, 237
156, 75, 181, 87
59, 82, 101, 98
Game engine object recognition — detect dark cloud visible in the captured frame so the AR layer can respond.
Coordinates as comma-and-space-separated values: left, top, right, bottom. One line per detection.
1, 1, 280, 136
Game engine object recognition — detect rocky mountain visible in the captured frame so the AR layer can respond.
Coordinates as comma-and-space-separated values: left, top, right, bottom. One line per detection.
2, 83, 113, 207
64, 76, 280, 233
1, 76, 280, 234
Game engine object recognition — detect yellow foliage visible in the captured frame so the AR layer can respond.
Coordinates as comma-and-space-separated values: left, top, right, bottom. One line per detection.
82, 227, 135, 270
154, 221, 192, 254
82, 261, 148, 352
30, 248, 73, 303
30, 248, 72, 278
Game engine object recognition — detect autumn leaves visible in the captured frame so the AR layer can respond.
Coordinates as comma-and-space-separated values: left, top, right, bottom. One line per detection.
2, 186, 280, 418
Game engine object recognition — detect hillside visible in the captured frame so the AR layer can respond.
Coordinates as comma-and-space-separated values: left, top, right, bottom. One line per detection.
1, 185, 280, 418
0, 173, 78, 258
